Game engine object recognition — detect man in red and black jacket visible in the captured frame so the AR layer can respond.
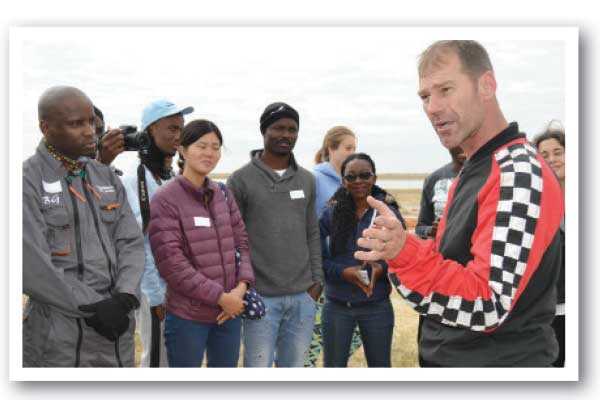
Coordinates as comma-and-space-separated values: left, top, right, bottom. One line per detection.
355, 40, 564, 367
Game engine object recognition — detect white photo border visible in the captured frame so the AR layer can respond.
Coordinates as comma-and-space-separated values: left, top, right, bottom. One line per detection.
9, 25, 579, 382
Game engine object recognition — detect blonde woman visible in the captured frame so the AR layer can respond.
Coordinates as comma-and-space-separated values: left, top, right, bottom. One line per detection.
313, 126, 357, 218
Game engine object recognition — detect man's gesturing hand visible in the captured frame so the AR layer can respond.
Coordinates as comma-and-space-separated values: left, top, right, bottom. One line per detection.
354, 196, 407, 262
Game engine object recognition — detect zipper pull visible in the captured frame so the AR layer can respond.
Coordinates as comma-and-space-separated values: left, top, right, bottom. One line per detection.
68, 184, 87, 203
84, 181, 101, 200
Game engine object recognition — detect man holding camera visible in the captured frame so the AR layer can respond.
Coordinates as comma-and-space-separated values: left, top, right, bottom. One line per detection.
23, 86, 145, 367
93, 106, 124, 167
121, 99, 193, 367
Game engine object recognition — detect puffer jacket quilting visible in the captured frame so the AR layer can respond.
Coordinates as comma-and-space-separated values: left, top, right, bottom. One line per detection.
148, 175, 254, 323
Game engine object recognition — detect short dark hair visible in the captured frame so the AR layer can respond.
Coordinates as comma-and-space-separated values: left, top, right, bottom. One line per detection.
38, 85, 90, 122
418, 40, 493, 80
533, 129, 565, 150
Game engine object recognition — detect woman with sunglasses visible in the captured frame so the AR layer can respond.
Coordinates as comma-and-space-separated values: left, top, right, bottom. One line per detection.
319, 153, 406, 367
148, 119, 255, 367
305, 126, 359, 367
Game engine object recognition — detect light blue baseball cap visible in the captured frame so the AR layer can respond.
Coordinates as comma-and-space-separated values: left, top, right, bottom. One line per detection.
140, 99, 194, 132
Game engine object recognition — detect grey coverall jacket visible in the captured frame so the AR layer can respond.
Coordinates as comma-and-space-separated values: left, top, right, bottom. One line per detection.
22, 141, 144, 367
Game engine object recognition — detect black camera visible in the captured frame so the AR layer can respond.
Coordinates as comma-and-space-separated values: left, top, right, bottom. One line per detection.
119, 125, 151, 153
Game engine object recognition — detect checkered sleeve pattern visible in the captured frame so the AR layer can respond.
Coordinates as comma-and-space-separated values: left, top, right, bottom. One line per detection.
388, 143, 543, 331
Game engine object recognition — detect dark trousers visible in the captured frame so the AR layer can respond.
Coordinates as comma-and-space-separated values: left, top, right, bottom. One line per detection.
322, 298, 394, 367
417, 315, 425, 366
149, 306, 161, 367
164, 312, 241, 367
419, 358, 443, 368
552, 315, 565, 367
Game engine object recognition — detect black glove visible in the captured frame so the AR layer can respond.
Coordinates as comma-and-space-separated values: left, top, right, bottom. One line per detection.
78, 293, 140, 341
113, 292, 140, 311
83, 313, 129, 342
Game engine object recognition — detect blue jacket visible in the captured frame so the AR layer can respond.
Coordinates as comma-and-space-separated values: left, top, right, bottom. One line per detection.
313, 162, 342, 218
319, 188, 406, 305
121, 164, 169, 307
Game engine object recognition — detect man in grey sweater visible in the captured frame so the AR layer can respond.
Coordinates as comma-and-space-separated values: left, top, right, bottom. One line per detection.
227, 102, 323, 367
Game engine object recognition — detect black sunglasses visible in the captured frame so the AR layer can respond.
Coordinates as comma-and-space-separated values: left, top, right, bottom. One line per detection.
343, 172, 374, 182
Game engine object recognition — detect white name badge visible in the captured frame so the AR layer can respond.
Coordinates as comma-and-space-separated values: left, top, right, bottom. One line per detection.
42, 180, 63, 194
96, 185, 116, 193
290, 190, 305, 200
194, 217, 211, 227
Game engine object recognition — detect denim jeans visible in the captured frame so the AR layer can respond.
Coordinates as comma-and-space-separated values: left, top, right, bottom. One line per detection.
164, 312, 241, 367
322, 298, 394, 367
304, 293, 363, 367
243, 292, 317, 367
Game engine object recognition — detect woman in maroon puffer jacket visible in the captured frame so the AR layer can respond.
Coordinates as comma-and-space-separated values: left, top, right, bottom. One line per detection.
148, 119, 255, 367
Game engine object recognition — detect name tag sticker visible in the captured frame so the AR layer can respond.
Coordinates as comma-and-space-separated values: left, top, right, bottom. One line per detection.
42, 180, 63, 194
96, 185, 116, 194
194, 217, 211, 227
290, 190, 305, 200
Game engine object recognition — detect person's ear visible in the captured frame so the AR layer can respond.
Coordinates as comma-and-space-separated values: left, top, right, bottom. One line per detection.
39, 120, 49, 136
146, 125, 154, 139
478, 70, 497, 100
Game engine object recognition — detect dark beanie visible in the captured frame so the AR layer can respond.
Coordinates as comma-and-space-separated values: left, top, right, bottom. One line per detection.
259, 102, 299, 134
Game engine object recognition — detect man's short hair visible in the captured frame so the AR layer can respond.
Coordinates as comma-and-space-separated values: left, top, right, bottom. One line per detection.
418, 40, 494, 80
38, 86, 89, 122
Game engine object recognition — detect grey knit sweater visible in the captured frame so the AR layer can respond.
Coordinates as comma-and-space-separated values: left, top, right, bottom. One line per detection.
227, 150, 323, 296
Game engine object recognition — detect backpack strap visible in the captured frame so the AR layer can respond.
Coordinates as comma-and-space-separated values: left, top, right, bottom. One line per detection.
217, 181, 229, 202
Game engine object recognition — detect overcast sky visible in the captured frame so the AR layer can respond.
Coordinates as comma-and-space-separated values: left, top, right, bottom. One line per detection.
16, 27, 566, 174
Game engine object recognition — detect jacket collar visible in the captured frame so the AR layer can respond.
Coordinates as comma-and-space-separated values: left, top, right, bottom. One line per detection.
466, 122, 525, 166
35, 140, 92, 177
249, 149, 298, 182
175, 174, 217, 197
314, 162, 340, 181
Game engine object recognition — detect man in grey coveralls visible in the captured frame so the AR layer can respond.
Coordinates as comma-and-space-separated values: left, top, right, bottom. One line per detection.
22, 86, 144, 367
